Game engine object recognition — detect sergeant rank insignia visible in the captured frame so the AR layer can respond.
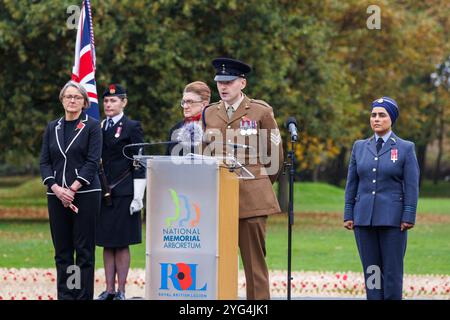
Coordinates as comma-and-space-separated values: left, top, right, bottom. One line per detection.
271, 131, 281, 146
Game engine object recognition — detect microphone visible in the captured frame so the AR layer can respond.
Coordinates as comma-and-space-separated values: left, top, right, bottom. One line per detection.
176, 122, 203, 147
286, 117, 298, 142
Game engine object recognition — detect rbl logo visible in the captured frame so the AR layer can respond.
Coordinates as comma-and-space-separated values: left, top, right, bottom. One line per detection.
160, 262, 207, 291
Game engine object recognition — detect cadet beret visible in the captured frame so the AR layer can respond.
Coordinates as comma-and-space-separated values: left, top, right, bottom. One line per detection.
212, 57, 251, 82
102, 83, 127, 98
372, 96, 399, 125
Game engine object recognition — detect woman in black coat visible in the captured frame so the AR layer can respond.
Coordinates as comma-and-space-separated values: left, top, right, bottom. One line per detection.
95, 84, 146, 301
40, 80, 102, 300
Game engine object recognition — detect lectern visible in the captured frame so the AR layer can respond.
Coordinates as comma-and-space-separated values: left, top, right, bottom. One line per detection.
138, 155, 240, 300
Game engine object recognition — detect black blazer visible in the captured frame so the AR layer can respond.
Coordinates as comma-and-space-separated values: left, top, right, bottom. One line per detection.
101, 115, 145, 197
40, 112, 102, 194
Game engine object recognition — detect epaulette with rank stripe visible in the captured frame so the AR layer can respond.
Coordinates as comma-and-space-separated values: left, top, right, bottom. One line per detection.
202, 102, 220, 127
250, 99, 271, 108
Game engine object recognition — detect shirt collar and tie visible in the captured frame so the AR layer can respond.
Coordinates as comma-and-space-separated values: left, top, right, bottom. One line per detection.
105, 112, 124, 131
374, 130, 392, 154
105, 118, 114, 131
224, 94, 245, 119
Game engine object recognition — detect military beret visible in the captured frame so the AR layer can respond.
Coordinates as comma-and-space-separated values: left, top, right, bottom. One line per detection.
102, 83, 127, 98
212, 57, 251, 82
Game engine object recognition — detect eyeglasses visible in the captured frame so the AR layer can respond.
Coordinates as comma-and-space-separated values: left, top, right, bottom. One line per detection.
180, 99, 203, 108
63, 95, 84, 101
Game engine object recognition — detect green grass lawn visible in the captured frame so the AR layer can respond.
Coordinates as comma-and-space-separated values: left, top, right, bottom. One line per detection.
2, 178, 450, 214
0, 178, 47, 207
265, 215, 450, 275
0, 179, 449, 274
293, 182, 450, 215
1, 217, 448, 275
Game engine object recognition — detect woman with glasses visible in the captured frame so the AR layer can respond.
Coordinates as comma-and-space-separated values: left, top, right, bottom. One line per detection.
39, 80, 102, 300
167, 81, 211, 156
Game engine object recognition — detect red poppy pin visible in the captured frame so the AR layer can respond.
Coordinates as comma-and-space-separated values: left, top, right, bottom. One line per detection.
109, 84, 116, 94
76, 122, 85, 130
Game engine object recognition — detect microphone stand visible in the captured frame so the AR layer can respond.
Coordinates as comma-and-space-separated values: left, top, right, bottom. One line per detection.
285, 135, 297, 300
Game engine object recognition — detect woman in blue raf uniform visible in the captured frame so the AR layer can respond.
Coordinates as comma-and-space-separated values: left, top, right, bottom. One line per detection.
166, 81, 211, 156
40, 80, 102, 300
344, 97, 420, 300
96, 84, 146, 300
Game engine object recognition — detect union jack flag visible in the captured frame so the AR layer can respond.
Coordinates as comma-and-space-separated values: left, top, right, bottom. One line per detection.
71, 0, 99, 120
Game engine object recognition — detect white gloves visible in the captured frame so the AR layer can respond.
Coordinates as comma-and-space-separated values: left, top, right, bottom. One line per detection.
129, 179, 146, 215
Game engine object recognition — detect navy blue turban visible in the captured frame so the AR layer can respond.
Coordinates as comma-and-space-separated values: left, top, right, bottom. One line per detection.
371, 96, 399, 125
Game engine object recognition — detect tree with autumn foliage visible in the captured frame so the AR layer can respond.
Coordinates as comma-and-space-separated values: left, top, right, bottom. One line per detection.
0, 0, 449, 190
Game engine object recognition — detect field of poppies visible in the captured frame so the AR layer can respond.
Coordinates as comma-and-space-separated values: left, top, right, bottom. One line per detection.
1, 268, 448, 300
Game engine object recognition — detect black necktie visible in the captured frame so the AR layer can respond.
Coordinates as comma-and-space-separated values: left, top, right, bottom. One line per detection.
106, 118, 114, 131
376, 137, 384, 154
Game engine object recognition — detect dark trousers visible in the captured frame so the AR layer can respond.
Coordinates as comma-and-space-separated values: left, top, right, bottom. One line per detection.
354, 226, 408, 300
48, 191, 101, 300
239, 216, 270, 300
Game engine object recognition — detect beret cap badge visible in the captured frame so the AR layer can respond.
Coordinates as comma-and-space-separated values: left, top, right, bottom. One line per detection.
103, 83, 126, 98
212, 57, 252, 82
109, 84, 116, 94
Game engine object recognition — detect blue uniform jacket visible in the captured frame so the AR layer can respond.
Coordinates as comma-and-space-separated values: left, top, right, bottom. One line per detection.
344, 132, 420, 226
40, 112, 102, 194
101, 115, 145, 197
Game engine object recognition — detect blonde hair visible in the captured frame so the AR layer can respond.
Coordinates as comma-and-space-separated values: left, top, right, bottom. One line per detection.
59, 80, 90, 109
183, 81, 211, 103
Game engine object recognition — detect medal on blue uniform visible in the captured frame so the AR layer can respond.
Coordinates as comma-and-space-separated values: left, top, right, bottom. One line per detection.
115, 122, 123, 138
391, 149, 398, 163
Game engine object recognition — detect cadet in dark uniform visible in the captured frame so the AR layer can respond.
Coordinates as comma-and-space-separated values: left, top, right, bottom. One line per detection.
96, 84, 146, 300
202, 58, 284, 300
344, 97, 420, 300
40, 80, 102, 300
167, 81, 211, 155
